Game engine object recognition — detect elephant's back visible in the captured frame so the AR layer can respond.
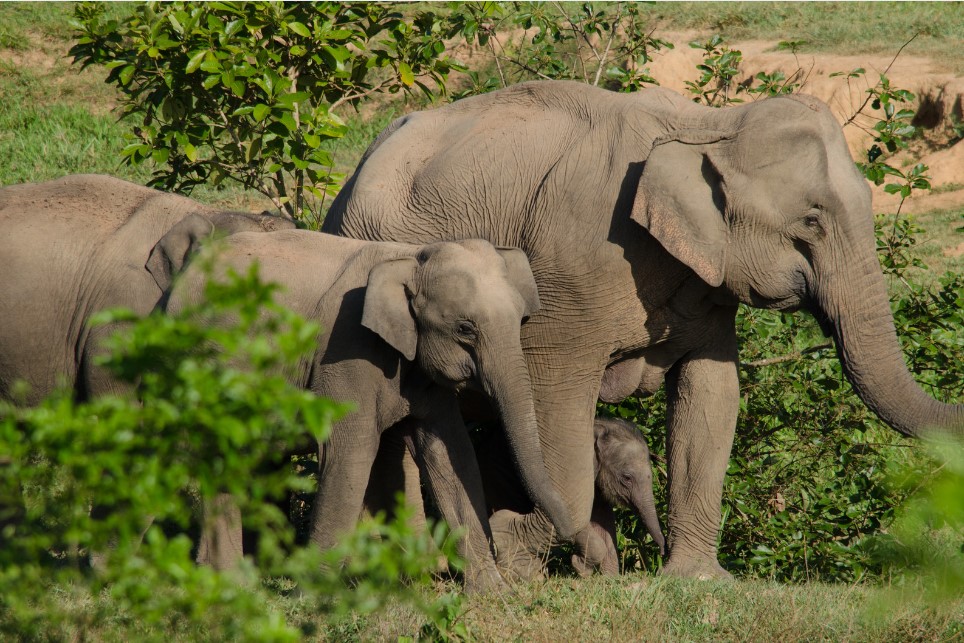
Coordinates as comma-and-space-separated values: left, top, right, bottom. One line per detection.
325, 82, 608, 247
201, 231, 411, 318
0, 175, 159, 233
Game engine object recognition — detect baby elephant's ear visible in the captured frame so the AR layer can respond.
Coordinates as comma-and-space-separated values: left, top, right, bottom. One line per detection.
496, 247, 540, 317
362, 257, 418, 362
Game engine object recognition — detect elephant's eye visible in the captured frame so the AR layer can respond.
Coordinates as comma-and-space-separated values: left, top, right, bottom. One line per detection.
455, 320, 478, 340
804, 211, 822, 228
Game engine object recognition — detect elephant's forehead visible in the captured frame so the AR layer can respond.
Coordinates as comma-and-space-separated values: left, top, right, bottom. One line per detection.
419, 268, 520, 319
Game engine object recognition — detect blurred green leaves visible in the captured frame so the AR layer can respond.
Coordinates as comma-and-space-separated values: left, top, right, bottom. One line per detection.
0, 260, 462, 638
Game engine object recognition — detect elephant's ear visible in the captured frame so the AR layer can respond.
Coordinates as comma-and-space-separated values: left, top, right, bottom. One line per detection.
630, 135, 731, 288
145, 213, 215, 290
496, 247, 540, 317
362, 257, 418, 362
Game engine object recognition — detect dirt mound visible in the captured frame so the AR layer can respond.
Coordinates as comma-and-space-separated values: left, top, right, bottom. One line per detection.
645, 34, 964, 214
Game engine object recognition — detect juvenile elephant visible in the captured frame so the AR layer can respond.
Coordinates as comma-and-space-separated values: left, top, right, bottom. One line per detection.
324, 81, 963, 579
166, 231, 573, 592
0, 174, 295, 404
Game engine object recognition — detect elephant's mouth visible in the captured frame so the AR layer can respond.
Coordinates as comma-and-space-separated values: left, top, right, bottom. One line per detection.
747, 288, 804, 312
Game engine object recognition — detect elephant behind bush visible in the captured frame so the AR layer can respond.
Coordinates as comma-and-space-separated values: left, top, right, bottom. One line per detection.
0, 174, 295, 404
166, 231, 573, 592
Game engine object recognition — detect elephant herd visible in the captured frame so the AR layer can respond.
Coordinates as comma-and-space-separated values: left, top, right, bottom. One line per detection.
1, 81, 961, 592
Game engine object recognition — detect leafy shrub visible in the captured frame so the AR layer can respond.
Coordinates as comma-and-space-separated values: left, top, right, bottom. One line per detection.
70, 1, 461, 226
0, 262, 461, 638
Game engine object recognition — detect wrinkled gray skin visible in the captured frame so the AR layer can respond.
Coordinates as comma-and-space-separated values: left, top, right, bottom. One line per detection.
475, 416, 664, 577
0, 174, 295, 537
167, 232, 573, 593
324, 81, 964, 580
0, 174, 295, 405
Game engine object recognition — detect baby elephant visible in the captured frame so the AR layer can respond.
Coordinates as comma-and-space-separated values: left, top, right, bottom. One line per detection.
475, 416, 664, 577
167, 231, 571, 593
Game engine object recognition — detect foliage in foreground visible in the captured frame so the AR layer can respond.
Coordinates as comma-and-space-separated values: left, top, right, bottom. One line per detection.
0, 264, 462, 639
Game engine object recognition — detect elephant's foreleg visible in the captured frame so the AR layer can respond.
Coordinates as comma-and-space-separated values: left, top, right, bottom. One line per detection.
661, 315, 739, 580
196, 493, 243, 571
361, 425, 426, 532
411, 398, 507, 594
307, 416, 380, 553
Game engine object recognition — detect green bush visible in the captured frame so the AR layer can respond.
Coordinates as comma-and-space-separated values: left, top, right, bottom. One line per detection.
70, 1, 461, 226
0, 261, 462, 639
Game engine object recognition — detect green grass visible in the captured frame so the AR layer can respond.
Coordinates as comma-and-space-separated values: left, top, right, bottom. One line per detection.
25, 574, 964, 641
635, 2, 964, 73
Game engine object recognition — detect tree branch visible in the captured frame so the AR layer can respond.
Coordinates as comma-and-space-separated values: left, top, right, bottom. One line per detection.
842, 32, 919, 128
741, 342, 834, 368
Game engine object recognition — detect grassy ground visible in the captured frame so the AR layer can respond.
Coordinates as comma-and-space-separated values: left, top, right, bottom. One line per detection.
636, 2, 964, 73
42, 574, 961, 641
2, 3, 962, 640
338, 575, 963, 642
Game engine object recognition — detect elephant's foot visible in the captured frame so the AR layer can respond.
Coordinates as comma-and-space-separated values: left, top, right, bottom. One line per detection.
489, 509, 550, 583
570, 521, 619, 577
660, 552, 733, 581
463, 563, 510, 595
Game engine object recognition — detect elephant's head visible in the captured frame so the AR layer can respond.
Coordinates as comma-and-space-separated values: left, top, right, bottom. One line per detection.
361, 239, 574, 539
593, 417, 665, 555
632, 94, 962, 438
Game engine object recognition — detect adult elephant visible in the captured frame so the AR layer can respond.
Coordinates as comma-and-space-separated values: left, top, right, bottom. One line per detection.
323, 80, 963, 579
0, 174, 295, 539
0, 174, 295, 405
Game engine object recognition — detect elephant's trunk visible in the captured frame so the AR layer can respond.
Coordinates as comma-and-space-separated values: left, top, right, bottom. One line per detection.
479, 346, 576, 541
631, 487, 666, 556
815, 250, 963, 438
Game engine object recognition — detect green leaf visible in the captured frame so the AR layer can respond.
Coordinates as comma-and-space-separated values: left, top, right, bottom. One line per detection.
186, 50, 207, 74
279, 112, 297, 133
253, 104, 271, 122
398, 61, 414, 87
288, 21, 311, 38
118, 65, 135, 86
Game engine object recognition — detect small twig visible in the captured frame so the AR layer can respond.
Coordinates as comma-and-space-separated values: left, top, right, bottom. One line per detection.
488, 34, 507, 87
498, 55, 555, 81
842, 32, 920, 128
329, 79, 394, 112
741, 342, 835, 368
592, 5, 619, 86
